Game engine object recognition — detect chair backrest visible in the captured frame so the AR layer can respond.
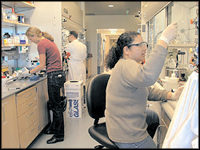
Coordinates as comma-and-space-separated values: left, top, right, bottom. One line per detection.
86, 73, 110, 122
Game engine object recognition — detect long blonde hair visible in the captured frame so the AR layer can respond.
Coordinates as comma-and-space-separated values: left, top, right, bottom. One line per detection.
25, 27, 54, 42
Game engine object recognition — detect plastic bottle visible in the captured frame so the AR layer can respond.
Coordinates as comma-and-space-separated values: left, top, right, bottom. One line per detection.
162, 76, 170, 91
20, 33, 26, 44
2, 76, 8, 92
3, 32, 10, 44
168, 71, 179, 91
14, 33, 20, 44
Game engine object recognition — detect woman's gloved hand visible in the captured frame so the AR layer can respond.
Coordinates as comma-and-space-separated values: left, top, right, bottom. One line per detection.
159, 21, 178, 44
171, 86, 184, 101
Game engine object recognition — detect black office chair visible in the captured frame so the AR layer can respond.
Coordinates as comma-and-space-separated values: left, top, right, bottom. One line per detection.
86, 73, 118, 149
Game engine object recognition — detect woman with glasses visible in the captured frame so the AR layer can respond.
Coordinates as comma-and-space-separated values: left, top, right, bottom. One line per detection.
104, 22, 184, 148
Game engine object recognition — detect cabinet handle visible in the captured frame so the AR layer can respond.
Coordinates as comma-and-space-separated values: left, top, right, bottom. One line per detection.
2, 106, 8, 125
26, 111, 34, 117
33, 106, 37, 110
2, 106, 6, 122
26, 102, 33, 107
25, 93, 32, 98
2, 102, 8, 123
28, 127, 35, 134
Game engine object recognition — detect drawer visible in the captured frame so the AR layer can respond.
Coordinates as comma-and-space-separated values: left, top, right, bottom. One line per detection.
16, 86, 37, 106
19, 121, 39, 148
17, 96, 37, 117
18, 105, 38, 135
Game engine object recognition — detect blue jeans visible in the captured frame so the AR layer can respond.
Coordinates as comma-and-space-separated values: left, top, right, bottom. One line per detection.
114, 109, 159, 149
47, 70, 66, 137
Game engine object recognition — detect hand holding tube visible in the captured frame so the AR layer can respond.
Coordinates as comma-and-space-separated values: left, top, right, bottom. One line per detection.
171, 86, 184, 101
159, 21, 178, 44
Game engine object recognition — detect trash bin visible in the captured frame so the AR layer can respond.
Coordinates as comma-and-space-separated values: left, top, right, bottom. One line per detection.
64, 80, 84, 118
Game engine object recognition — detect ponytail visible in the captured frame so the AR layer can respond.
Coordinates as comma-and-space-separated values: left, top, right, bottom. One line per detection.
42, 32, 54, 42
105, 43, 122, 70
104, 31, 140, 70
26, 27, 54, 42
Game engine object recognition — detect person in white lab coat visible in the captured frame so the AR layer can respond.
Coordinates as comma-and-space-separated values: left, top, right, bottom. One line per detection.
65, 31, 87, 103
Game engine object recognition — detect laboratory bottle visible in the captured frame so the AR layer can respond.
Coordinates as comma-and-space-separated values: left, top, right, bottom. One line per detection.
2, 76, 8, 92
168, 72, 179, 91
20, 33, 26, 44
3, 32, 10, 44
162, 76, 170, 91
14, 33, 20, 44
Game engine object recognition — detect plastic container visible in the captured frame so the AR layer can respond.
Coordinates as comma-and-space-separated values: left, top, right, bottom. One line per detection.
64, 80, 84, 118
2, 76, 8, 92
14, 33, 20, 44
162, 76, 170, 91
20, 33, 26, 44
168, 72, 179, 91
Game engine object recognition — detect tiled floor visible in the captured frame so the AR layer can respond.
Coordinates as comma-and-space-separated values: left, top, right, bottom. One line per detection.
28, 107, 101, 149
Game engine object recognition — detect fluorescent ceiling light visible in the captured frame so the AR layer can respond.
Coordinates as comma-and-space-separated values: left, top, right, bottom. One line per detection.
108, 4, 114, 7
109, 29, 118, 31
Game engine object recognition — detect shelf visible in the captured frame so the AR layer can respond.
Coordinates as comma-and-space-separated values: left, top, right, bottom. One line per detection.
2, 19, 31, 27
1, 1, 35, 8
168, 43, 196, 48
2, 44, 31, 47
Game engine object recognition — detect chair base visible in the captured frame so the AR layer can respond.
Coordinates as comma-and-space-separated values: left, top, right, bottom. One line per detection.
94, 145, 104, 149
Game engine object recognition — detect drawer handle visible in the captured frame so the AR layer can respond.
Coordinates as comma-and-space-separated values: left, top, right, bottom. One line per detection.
25, 93, 32, 98
26, 112, 34, 117
33, 106, 38, 110
26, 102, 33, 107
28, 127, 35, 134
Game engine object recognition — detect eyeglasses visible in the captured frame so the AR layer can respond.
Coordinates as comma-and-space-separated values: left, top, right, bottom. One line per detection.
127, 42, 148, 48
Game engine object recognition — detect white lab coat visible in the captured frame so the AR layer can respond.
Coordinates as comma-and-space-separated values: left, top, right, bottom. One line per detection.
162, 71, 199, 148
65, 39, 87, 85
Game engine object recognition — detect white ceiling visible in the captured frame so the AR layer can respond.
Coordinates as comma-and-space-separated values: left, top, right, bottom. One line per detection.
85, 1, 141, 16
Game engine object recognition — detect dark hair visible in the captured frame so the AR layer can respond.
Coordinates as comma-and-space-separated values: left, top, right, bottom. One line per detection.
26, 27, 54, 42
70, 31, 78, 39
105, 31, 140, 70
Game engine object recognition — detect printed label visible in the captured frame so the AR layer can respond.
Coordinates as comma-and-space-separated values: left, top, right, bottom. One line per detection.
66, 91, 82, 118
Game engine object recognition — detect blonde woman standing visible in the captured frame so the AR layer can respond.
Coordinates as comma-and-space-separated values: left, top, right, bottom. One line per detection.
26, 27, 66, 144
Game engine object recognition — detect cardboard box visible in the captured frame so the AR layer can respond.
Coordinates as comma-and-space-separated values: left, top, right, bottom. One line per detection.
64, 80, 83, 118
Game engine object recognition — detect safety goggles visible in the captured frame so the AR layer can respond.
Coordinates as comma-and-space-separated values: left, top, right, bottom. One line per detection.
127, 41, 148, 48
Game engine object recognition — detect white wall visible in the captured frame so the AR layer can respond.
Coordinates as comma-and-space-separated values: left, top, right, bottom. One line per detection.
17, 2, 62, 67
18, 1, 85, 68
85, 15, 141, 76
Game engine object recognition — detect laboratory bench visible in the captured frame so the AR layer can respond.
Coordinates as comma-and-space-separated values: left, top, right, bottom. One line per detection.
2, 76, 49, 148
148, 82, 178, 148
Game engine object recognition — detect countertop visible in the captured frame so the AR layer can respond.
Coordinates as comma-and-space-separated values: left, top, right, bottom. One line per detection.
153, 81, 178, 120
2, 76, 47, 99
160, 100, 177, 120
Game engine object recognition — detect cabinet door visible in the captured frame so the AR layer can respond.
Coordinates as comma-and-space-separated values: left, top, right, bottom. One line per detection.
37, 79, 49, 132
2, 95, 20, 148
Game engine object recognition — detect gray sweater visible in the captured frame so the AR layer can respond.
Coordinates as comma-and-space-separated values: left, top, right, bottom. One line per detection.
105, 45, 169, 143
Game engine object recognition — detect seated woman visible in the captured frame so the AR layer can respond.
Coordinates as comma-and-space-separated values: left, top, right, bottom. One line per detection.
104, 22, 184, 149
